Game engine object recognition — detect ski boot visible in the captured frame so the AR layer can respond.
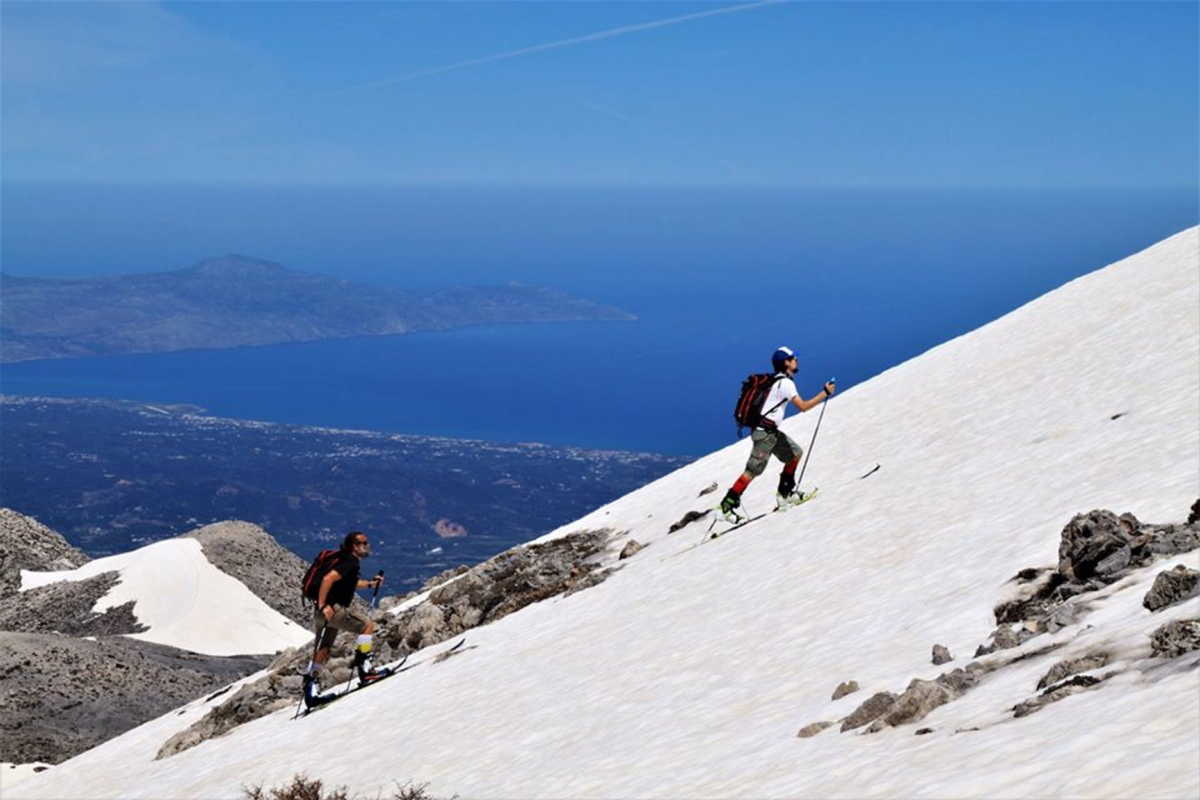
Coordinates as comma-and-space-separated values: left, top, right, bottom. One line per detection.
302, 673, 323, 709
719, 489, 745, 524
775, 475, 805, 511
354, 651, 388, 685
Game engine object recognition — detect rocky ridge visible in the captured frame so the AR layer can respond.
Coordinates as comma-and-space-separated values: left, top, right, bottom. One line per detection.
797, 503, 1200, 739
0, 632, 268, 765
0, 508, 89, 596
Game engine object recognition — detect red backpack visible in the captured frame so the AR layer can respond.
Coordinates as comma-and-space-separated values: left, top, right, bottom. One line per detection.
301, 549, 341, 602
733, 373, 786, 436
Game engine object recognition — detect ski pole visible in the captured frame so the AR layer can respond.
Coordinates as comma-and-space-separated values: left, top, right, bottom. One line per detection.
370, 570, 384, 609
295, 621, 327, 718
796, 377, 834, 491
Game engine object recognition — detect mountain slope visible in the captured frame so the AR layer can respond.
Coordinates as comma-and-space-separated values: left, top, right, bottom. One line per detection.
7, 228, 1198, 800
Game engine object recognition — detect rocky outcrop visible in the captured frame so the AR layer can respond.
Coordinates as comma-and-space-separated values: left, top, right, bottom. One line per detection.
1149, 619, 1200, 658
797, 720, 835, 738
991, 508, 1199, 644
0, 571, 145, 637
1036, 652, 1109, 690
0, 632, 267, 764
1143, 565, 1200, 612
670, 510, 710, 533
185, 521, 310, 626
831, 680, 859, 700
840, 692, 897, 732
0, 509, 89, 596
157, 529, 620, 759
619, 540, 645, 559
800, 503, 1198, 742
931, 644, 953, 665
1013, 674, 1109, 718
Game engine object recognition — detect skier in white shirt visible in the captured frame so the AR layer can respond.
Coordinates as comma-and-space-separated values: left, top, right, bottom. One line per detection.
720, 346, 835, 520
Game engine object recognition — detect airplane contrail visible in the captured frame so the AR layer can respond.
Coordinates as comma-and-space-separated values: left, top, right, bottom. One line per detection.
348, 0, 783, 91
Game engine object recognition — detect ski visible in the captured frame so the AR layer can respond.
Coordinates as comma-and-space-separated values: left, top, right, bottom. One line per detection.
302, 667, 397, 715
708, 512, 768, 539
299, 652, 412, 717
774, 487, 820, 512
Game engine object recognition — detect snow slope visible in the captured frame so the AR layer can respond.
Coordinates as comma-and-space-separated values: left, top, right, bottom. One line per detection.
8, 227, 1199, 800
20, 538, 312, 656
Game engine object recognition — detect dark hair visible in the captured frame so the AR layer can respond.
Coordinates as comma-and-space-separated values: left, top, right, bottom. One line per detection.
341, 531, 367, 552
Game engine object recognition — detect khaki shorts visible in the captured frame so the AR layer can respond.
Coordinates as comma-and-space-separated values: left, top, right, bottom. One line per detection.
312, 605, 369, 649
744, 427, 803, 477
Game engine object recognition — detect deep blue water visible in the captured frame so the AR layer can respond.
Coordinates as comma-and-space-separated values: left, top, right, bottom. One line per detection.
1, 185, 1195, 455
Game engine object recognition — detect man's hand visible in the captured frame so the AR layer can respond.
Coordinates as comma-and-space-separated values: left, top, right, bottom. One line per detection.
824, 381, 836, 396
321, 604, 334, 622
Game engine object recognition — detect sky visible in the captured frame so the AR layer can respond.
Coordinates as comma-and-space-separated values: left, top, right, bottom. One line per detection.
2, 1, 1197, 189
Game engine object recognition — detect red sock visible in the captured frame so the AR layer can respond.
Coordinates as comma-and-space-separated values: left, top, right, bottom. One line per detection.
731, 475, 751, 495
782, 458, 799, 476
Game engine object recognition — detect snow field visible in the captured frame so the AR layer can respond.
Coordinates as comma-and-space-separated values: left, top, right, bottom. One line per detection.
8, 227, 1199, 799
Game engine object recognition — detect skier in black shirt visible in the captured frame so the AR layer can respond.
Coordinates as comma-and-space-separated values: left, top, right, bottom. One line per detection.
302, 531, 385, 708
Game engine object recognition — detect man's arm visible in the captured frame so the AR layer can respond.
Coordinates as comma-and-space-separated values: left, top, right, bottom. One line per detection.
318, 570, 341, 619
790, 382, 836, 413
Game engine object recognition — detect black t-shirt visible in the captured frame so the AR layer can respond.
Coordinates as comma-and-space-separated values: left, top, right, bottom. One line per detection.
325, 551, 361, 607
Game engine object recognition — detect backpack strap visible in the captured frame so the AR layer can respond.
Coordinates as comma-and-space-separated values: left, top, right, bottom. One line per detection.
758, 374, 790, 427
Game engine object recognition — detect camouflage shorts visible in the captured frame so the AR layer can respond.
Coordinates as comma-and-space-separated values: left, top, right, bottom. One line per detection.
744, 427, 803, 477
312, 605, 369, 649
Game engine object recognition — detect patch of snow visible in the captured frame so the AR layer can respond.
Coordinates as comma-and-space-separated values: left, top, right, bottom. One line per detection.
20, 538, 311, 656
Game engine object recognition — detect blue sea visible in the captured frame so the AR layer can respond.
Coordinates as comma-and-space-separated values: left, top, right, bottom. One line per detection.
1, 185, 1195, 455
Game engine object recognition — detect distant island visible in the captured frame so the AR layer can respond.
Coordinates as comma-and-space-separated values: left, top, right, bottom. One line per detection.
0, 255, 635, 362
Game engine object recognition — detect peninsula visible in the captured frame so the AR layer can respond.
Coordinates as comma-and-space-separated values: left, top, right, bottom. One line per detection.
0, 255, 635, 362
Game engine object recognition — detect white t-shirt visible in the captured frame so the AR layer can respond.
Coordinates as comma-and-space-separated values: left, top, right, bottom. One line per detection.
761, 375, 798, 426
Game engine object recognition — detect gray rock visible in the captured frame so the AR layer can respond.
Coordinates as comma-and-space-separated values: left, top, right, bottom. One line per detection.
831, 680, 860, 700
1058, 510, 1140, 582
619, 540, 645, 559
1143, 565, 1200, 612
974, 624, 1038, 657
698, 482, 719, 497
1188, 498, 1199, 525
669, 510, 710, 533
931, 644, 953, 665
1093, 545, 1133, 577
0, 631, 267, 765
1045, 601, 1089, 633
1013, 674, 1105, 718
0, 571, 145, 637
883, 678, 955, 727
420, 565, 472, 593
840, 691, 897, 732
1144, 523, 1200, 559
936, 666, 983, 695
796, 720, 835, 738
0, 509, 89, 596
1036, 652, 1109, 690
1149, 619, 1200, 658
